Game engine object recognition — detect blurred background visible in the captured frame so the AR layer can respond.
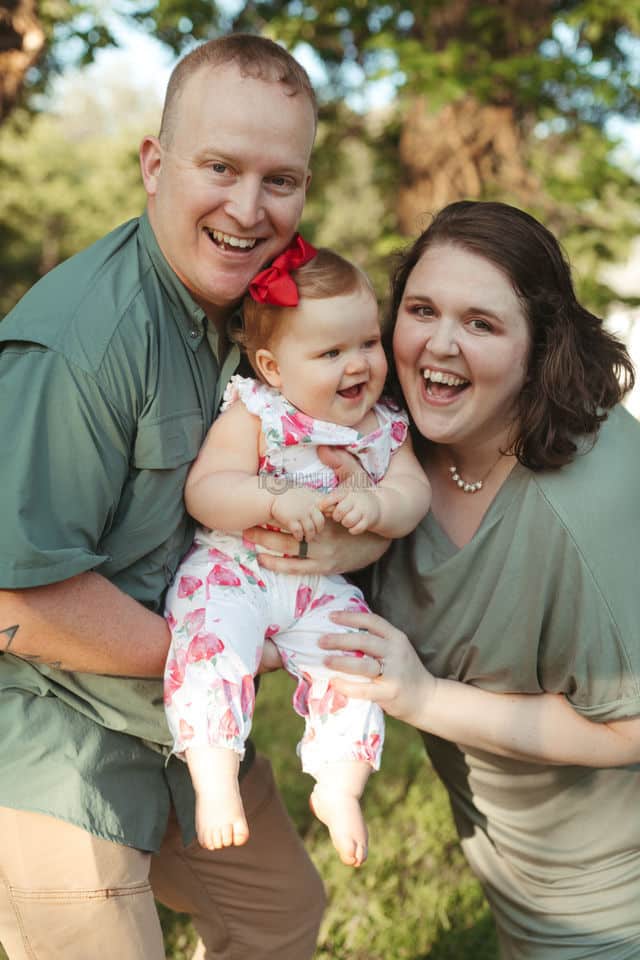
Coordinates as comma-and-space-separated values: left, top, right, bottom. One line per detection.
1, 2, 639, 957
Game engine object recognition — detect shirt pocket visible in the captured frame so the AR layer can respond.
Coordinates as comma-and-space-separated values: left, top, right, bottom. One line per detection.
100, 412, 204, 585
133, 410, 204, 469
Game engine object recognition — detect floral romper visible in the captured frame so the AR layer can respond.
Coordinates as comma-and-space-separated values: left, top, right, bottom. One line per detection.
163, 375, 409, 777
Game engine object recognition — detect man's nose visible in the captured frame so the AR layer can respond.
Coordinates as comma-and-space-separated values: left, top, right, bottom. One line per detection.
225, 178, 264, 228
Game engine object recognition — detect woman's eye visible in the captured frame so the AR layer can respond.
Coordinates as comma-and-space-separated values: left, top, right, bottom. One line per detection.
469, 318, 492, 332
413, 304, 435, 319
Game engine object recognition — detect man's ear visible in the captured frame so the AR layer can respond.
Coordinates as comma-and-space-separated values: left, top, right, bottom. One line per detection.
139, 136, 163, 198
304, 169, 312, 194
255, 348, 282, 388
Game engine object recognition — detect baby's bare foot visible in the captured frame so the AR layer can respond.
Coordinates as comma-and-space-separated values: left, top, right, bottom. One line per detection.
195, 779, 249, 851
186, 745, 249, 850
310, 783, 368, 867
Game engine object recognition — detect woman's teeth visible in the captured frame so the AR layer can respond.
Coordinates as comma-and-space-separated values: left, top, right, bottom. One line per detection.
422, 368, 467, 387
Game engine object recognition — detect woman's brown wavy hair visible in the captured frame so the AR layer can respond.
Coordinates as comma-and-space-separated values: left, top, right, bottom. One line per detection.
384, 200, 635, 470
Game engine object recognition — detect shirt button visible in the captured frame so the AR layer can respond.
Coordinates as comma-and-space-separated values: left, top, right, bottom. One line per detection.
189, 329, 199, 339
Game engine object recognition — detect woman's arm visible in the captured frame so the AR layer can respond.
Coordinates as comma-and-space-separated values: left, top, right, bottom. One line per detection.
319, 610, 640, 767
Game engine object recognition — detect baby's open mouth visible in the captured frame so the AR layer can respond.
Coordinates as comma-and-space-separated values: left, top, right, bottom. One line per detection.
338, 383, 364, 399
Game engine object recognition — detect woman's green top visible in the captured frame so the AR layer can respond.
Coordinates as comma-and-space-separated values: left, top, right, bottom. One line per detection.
373, 405, 640, 959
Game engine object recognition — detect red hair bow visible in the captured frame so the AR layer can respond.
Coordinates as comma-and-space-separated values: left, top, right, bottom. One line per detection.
248, 234, 317, 307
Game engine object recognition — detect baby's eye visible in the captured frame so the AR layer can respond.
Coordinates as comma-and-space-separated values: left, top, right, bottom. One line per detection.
363, 338, 380, 349
322, 349, 340, 359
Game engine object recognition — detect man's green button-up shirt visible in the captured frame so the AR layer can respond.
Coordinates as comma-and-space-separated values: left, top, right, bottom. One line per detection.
0, 213, 242, 850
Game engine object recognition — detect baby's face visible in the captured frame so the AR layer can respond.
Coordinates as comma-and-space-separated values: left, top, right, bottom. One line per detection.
267, 286, 388, 428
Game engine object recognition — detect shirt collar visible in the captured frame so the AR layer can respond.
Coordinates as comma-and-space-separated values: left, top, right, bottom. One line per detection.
138, 210, 208, 353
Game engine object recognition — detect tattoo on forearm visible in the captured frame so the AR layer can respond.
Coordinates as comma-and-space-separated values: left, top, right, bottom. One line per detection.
1, 624, 19, 653
0, 624, 62, 668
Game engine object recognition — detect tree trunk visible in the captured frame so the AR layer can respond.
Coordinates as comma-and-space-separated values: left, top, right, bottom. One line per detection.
397, 93, 540, 235
0, 0, 45, 123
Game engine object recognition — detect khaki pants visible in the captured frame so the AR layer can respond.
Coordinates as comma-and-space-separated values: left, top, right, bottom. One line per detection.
0, 755, 325, 960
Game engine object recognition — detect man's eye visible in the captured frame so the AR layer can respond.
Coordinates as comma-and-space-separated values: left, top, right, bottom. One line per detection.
211, 162, 228, 174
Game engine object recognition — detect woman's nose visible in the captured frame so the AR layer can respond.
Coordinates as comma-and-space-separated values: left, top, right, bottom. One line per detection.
426, 318, 460, 357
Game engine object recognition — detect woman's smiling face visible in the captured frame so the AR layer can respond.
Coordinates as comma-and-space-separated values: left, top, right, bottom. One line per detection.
392, 243, 531, 455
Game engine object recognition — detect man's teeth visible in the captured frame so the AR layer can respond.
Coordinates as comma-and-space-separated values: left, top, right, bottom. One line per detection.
422, 368, 467, 387
209, 229, 256, 249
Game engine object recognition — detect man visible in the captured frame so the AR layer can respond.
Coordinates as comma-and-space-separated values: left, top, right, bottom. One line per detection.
0, 34, 325, 960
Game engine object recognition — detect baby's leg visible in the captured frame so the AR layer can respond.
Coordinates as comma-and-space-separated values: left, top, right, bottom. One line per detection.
276, 576, 384, 867
164, 545, 269, 850
309, 760, 371, 867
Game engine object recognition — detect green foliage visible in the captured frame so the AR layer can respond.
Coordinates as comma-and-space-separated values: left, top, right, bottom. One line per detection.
0, 103, 150, 315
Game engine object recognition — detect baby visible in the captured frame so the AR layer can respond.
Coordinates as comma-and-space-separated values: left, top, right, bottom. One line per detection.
163, 238, 431, 866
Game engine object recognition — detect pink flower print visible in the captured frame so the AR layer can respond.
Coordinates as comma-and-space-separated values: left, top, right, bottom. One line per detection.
186, 631, 225, 663
165, 610, 178, 631
177, 575, 203, 598
310, 593, 335, 611
240, 675, 255, 718
391, 419, 407, 443
238, 562, 266, 590
206, 564, 242, 593
264, 623, 280, 639
164, 649, 187, 705
179, 718, 195, 743
281, 410, 314, 445
182, 607, 205, 636
242, 534, 257, 553
259, 455, 276, 473
293, 673, 312, 717
353, 733, 382, 765
219, 708, 240, 740
347, 595, 370, 614
294, 585, 313, 618
311, 686, 348, 717
207, 548, 232, 564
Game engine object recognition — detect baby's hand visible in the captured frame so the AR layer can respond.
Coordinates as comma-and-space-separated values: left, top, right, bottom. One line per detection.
319, 488, 381, 535
270, 487, 326, 542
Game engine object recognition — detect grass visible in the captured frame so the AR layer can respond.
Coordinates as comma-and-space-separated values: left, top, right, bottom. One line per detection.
0, 671, 498, 960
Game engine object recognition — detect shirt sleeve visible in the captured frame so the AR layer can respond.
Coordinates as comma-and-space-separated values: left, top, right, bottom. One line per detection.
0, 343, 132, 588
537, 535, 640, 724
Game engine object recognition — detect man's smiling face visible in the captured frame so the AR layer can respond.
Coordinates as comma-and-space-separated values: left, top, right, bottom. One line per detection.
141, 62, 315, 326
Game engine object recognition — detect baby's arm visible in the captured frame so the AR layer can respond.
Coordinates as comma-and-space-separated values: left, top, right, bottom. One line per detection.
320, 436, 431, 538
185, 402, 324, 539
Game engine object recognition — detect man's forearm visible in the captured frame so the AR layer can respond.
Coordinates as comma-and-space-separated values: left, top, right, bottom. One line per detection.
0, 572, 171, 676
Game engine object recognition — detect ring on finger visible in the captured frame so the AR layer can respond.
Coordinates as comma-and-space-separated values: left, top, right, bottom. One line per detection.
298, 538, 309, 559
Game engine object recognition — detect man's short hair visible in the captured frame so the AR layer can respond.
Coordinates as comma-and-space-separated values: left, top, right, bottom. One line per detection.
159, 33, 318, 145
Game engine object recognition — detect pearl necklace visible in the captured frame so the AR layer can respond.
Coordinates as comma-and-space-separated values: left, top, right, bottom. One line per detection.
448, 453, 505, 494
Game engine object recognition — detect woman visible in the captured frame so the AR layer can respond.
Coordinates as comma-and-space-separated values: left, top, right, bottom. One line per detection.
316, 201, 640, 958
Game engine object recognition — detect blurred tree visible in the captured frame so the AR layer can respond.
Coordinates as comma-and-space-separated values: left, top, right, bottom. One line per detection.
141, 0, 640, 309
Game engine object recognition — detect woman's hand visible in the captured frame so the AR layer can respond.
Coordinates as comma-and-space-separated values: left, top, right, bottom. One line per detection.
318, 609, 436, 726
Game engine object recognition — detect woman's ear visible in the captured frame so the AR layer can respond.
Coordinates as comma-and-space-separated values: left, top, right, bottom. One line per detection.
255, 348, 282, 388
